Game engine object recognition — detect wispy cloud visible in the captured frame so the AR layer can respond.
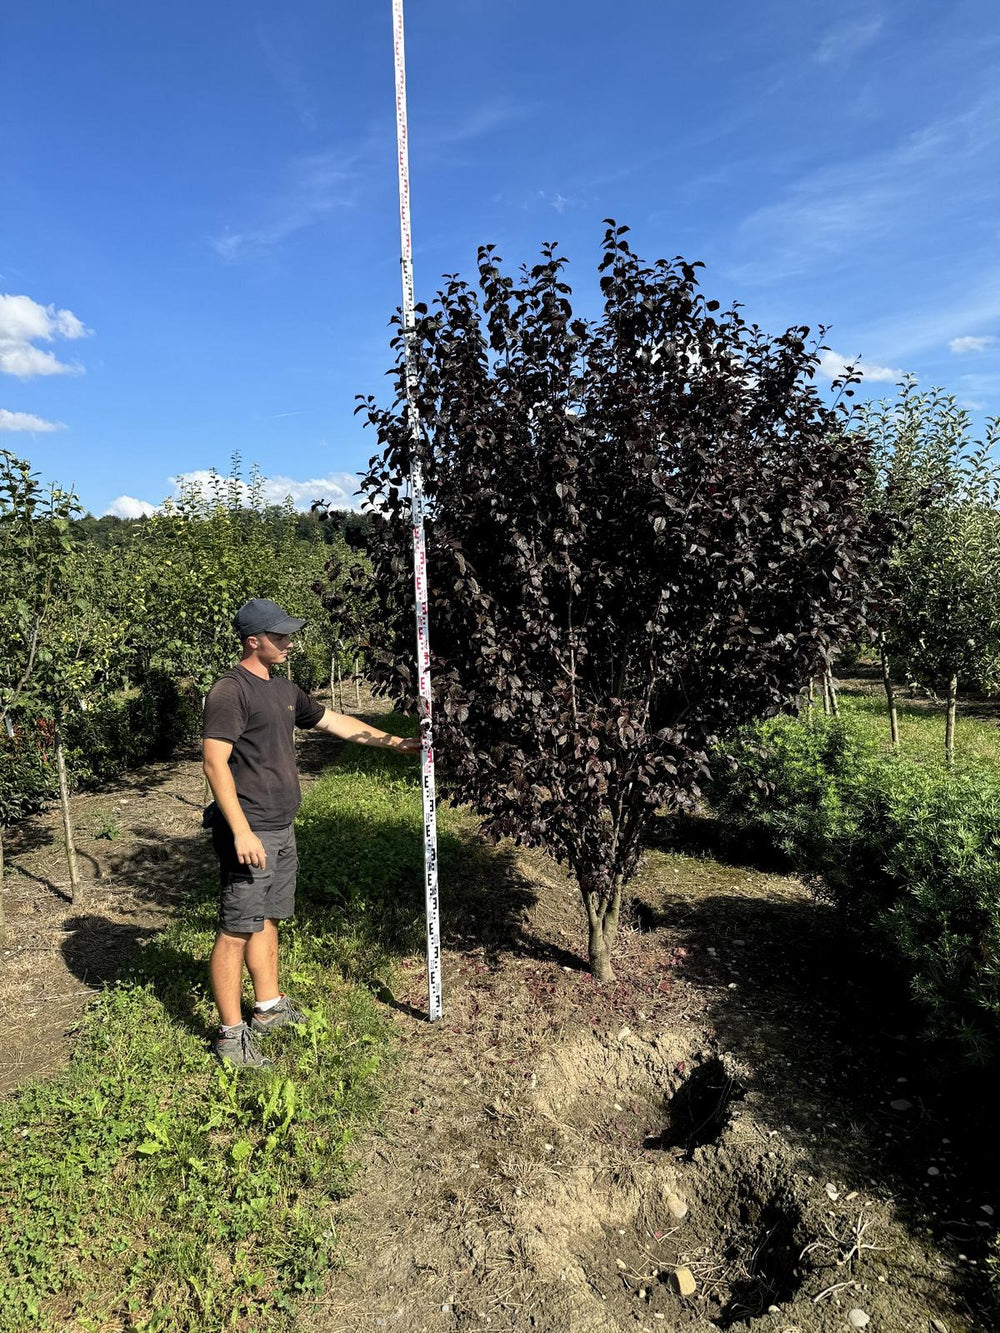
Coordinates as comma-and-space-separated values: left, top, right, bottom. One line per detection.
0, 293, 90, 378
729, 87, 1000, 287
817, 349, 904, 383
0, 407, 66, 432
255, 23, 318, 133
425, 100, 534, 150
212, 150, 360, 263
950, 334, 997, 353
848, 278, 1000, 364
814, 16, 884, 66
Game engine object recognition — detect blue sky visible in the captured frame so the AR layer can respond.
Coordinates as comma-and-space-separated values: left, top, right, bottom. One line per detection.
2, 0, 999, 516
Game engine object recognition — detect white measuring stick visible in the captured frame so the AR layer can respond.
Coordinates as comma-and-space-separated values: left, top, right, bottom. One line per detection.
392, 0, 442, 1022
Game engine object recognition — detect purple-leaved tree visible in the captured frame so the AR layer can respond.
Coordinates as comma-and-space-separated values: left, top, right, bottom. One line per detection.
351, 224, 885, 980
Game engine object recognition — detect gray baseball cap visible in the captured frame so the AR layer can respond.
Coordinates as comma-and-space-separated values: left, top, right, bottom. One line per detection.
233, 599, 306, 639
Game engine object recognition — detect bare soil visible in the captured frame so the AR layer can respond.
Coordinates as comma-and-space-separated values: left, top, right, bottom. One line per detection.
1, 689, 997, 1333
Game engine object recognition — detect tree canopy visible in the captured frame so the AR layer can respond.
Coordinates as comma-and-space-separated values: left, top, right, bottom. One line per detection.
354, 223, 887, 978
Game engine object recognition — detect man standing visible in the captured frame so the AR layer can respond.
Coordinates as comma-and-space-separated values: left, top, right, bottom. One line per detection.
203, 598, 420, 1067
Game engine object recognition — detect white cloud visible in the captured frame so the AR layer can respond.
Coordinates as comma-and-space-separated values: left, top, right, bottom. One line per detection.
817, 349, 903, 383
0, 293, 90, 379
815, 17, 885, 66
0, 408, 66, 432
104, 495, 157, 519
171, 469, 363, 511
949, 334, 996, 353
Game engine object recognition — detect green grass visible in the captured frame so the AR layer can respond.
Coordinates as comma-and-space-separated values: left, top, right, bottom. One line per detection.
836, 688, 1000, 775
0, 714, 457, 1333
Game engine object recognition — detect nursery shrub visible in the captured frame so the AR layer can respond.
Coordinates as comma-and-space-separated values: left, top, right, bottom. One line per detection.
710, 710, 1000, 1061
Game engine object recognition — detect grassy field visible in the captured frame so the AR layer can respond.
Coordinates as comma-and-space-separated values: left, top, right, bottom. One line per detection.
835, 686, 1000, 773
0, 718, 437, 1333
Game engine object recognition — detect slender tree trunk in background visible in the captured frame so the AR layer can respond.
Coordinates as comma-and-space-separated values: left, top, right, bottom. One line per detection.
354, 656, 361, 708
825, 666, 839, 716
285, 659, 292, 680
807, 676, 816, 721
820, 672, 831, 716
336, 659, 344, 711
946, 672, 959, 765
0, 826, 6, 943
330, 653, 336, 705
880, 638, 899, 750
54, 716, 80, 902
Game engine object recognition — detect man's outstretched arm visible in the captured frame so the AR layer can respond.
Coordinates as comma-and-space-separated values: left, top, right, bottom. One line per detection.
312, 709, 421, 753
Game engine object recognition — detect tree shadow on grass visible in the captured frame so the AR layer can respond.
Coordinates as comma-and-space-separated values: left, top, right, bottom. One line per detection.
643, 808, 792, 876
633, 875, 999, 1326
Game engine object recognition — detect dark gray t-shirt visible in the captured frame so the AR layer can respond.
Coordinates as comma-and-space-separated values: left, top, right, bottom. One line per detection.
203, 666, 324, 831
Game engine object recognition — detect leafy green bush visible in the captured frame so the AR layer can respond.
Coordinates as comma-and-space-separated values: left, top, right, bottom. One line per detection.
0, 716, 57, 828
710, 711, 1000, 1062
65, 669, 198, 787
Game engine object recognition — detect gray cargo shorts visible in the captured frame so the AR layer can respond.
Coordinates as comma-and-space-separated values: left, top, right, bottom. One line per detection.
212, 822, 298, 935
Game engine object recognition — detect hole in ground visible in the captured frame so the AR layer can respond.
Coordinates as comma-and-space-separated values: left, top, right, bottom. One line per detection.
713, 1194, 805, 1329
644, 1056, 745, 1157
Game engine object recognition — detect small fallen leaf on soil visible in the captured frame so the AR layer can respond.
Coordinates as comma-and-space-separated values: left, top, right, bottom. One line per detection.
825, 1183, 840, 1200
931, 1320, 949, 1332
672, 1266, 697, 1297
848, 1311, 870, 1329
665, 1192, 688, 1220
890, 1098, 912, 1111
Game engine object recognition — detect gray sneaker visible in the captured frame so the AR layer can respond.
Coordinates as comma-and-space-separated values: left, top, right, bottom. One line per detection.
213, 1022, 272, 1067
251, 995, 307, 1035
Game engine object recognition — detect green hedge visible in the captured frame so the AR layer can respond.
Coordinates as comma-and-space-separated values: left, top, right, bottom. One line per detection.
0, 717, 57, 829
709, 712, 1000, 1063
65, 669, 199, 788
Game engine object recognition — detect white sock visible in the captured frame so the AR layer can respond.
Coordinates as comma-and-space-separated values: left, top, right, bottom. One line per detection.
255, 995, 282, 1012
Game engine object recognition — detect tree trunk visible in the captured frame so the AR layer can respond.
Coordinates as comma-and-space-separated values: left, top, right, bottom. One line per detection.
824, 666, 839, 716
880, 639, 899, 750
580, 871, 623, 982
0, 825, 6, 943
945, 673, 958, 766
330, 652, 336, 705
54, 718, 80, 901
354, 656, 361, 708
337, 659, 345, 711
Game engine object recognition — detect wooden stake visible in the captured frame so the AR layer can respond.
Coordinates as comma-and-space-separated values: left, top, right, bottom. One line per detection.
880, 638, 899, 750
54, 715, 80, 902
946, 672, 958, 765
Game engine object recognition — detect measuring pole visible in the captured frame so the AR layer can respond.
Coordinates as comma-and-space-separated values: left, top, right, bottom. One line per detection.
391, 0, 442, 1021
